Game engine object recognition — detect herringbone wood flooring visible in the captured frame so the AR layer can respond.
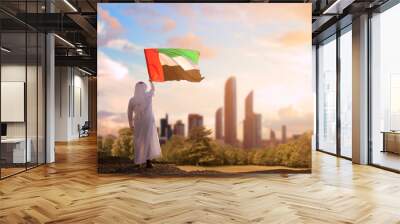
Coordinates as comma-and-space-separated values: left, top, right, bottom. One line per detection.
1, 136, 400, 224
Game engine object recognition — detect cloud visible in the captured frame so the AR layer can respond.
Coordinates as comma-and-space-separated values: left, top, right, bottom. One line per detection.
98, 52, 129, 80
97, 51, 140, 136
263, 105, 313, 137
98, 110, 115, 118
124, 6, 176, 32
254, 29, 310, 52
162, 18, 177, 32
99, 7, 123, 30
166, 33, 215, 59
98, 7, 124, 46
199, 4, 310, 24
279, 30, 310, 47
105, 39, 142, 52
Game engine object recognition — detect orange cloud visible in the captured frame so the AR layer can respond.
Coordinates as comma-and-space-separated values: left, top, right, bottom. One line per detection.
162, 18, 176, 32
167, 33, 215, 59
199, 4, 311, 24
99, 8, 123, 31
279, 30, 310, 47
256, 29, 310, 50
125, 6, 176, 33
98, 7, 124, 46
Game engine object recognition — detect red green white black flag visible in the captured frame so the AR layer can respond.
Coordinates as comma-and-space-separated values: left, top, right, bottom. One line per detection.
144, 48, 204, 82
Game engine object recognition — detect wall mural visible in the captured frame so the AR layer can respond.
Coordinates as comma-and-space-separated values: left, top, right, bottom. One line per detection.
97, 3, 313, 176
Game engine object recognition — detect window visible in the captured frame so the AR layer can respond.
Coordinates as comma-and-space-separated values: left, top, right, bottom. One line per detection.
339, 27, 352, 158
317, 35, 337, 154
371, 3, 400, 171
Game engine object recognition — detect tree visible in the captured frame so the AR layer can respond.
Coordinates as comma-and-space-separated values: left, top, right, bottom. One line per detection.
161, 135, 187, 163
183, 126, 216, 166
111, 128, 134, 160
98, 135, 116, 158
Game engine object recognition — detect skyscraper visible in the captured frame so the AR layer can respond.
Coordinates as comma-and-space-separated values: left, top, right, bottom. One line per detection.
243, 91, 262, 149
267, 129, 277, 148
224, 76, 237, 145
160, 114, 172, 144
173, 120, 185, 137
243, 91, 255, 149
281, 125, 287, 143
188, 114, 203, 135
254, 113, 262, 147
215, 107, 223, 140
270, 129, 276, 141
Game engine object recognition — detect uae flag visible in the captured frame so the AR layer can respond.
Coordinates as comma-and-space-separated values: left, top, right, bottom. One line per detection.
144, 48, 204, 82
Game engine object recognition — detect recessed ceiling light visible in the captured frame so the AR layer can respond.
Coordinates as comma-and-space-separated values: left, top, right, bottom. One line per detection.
63, 0, 78, 12
78, 67, 93, 76
1, 47, 11, 53
54, 34, 75, 48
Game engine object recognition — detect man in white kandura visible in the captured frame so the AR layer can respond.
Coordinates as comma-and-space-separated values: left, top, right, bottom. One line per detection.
127, 80, 161, 168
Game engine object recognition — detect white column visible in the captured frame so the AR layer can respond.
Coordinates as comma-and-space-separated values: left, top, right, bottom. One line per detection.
46, 32, 55, 163
352, 14, 369, 164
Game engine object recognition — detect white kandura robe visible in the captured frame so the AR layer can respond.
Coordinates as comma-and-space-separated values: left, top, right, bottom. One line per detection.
127, 83, 161, 165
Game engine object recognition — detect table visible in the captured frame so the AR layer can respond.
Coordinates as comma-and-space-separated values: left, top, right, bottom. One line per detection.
1, 138, 31, 163
381, 131, 400, 154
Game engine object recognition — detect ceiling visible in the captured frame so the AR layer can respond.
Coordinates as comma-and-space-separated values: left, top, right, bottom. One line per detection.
0, 0, 97, 74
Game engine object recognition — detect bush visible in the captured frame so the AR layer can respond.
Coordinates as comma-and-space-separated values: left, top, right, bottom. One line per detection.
100, 126, 311, 168
111, 128, 134, 160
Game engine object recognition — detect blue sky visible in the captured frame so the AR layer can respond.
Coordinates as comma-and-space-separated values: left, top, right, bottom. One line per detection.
97, 3, 313, 140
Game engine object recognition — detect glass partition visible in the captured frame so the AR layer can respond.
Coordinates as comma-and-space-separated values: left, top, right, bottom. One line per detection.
371, 3, 400, 171
317, 35, 337, 154
1, 30, 28, 177
0, 1, 46, 179
339, 27, 352, 158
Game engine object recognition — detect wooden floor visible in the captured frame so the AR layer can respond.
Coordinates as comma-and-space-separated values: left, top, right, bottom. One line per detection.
1, 136, 400, 224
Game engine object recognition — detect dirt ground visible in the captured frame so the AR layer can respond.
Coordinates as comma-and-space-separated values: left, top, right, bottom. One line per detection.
98, 160, 310, 177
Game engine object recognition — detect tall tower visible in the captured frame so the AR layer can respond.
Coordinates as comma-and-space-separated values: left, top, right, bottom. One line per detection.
188, 114, 203, 135
173, 120, 185, 137
282, 125, 287, 143
224, 76, 237, 145
254, 113, 262, 147
270, 129, 276, 141
243, 91, 254, 149
215, 107, 223, 140
160, 114, 172, 144
245, 91, 253, 117
160, 114, 171, 139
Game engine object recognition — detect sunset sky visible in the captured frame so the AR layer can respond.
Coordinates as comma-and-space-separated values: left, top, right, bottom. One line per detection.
98, 3, 313, 140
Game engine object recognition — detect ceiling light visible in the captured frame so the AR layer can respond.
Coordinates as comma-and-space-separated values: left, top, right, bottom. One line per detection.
1, 47, 11, 53
63, 0, 78, 12
78, 67, 93, 76
54, 34, 75, 48
322, 0, 355, 15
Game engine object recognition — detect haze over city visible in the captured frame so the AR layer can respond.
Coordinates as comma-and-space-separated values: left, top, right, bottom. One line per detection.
97, 3, 313, 140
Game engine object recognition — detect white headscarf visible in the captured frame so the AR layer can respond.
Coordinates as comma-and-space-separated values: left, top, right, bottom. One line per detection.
132, 81, 148, 115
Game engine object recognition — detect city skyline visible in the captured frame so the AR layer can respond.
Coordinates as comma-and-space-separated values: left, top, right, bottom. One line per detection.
97, 4, 313, 139
156, 111, 293, 143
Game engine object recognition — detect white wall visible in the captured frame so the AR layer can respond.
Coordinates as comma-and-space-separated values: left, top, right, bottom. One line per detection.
55, 67, 89, 141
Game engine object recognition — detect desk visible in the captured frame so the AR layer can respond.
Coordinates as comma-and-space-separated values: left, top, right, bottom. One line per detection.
382, 131, 400, 154
1, 138, 31, 163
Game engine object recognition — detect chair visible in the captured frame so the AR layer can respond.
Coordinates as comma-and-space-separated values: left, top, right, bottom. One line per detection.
79, 121, 90, 138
